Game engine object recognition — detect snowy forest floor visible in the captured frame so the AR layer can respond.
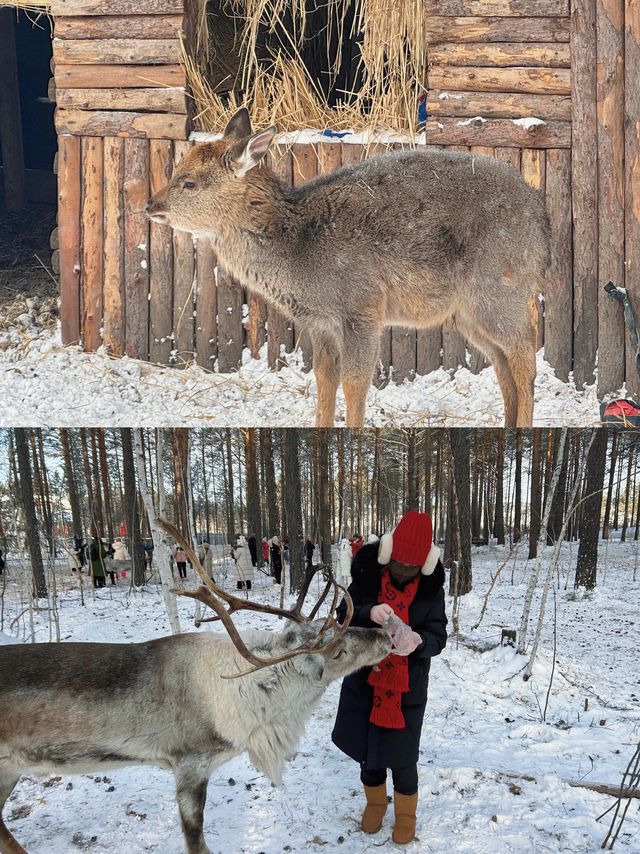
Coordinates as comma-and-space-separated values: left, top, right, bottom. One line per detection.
1, 540, 639, 854
0, 322, 604, 427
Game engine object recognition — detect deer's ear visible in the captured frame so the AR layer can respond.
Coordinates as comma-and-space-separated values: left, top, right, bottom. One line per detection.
223, 107, 252, 141
292, 653, 324, 681
228, 127, 276, 178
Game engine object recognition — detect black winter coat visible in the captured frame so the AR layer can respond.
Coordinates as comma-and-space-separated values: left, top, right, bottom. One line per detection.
331, 543, 447, 769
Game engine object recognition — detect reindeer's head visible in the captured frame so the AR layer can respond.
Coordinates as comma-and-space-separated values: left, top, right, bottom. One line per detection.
145, 108, 277, 236
285, 621, 392, 685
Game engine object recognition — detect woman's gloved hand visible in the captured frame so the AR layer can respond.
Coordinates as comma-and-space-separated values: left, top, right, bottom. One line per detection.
370, 603, 394, 624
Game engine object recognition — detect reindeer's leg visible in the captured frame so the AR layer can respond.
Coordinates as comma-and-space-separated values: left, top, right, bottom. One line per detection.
0, 772, 27, 854
175, 760, 212, 854
341, 322, 379, 428
505, 341, 536, 427
456, 316, 518, 428
311, 330, 341, 428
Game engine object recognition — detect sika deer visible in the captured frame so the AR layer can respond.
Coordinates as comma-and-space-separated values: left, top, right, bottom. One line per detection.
0, 528, 392, 854
146, 108, 550, 427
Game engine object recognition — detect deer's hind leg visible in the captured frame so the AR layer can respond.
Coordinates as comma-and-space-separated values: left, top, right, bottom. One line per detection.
455, 317, 518, 427
311, 329, 341, 428
340, 321, 380, 428
0, 771, 27, 854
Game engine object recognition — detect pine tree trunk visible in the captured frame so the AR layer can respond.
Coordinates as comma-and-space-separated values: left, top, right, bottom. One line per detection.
282, 430, 304, 592
447, 429, 472, 596
121, 429, 145, 586
14, 428, 47, 598
260, 429, 280, 537
576, 428, 608, 589
514, 429, 523, 543
493, 429, 505, 544
528, 430, 543, 559
316, 429, 332, 563
134, 429, 181, 633
406, 430, 418, 511
60, 428, 84, 542
242, 428, 261, 546
225, 429, 235, 544
97, 429, 115, 542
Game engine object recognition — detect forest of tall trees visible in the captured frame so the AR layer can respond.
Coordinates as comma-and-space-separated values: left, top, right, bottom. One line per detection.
0, 428, 637, 600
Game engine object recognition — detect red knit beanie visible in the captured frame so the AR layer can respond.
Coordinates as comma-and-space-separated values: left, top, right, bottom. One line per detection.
378, 510, 440, 575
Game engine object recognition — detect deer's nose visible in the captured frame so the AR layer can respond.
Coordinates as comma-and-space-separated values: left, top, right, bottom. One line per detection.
144, 199, 154, 212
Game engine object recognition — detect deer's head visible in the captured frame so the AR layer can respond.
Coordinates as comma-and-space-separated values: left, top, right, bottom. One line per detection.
145, 108, 277, 236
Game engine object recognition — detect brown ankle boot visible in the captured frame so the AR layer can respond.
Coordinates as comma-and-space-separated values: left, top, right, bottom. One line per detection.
361, 783, 388, 834
392, 790, 418, 844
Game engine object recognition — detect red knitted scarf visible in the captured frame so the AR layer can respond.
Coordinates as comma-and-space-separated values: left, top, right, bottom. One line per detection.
367, 568, 420, 729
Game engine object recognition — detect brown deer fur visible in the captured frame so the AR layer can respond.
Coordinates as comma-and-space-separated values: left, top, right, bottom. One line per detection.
146, 109, 550, 427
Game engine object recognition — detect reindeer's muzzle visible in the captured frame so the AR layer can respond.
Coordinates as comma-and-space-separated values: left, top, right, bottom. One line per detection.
144, 195, 169, 224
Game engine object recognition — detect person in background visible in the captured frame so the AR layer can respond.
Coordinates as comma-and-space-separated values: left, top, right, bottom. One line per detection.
304, 536, 315, 570
68, 542, 81, 573
247, 534, 258, 570
262, 537, 269, 566
233, 535, 254, 590
332, 511, 447, 845
173, 545, 188, 580
351, 534, 364, 557
104, 541, 117, 586
144, 541, 154, 572
89, 536, 108, 589
198, 541, 214, 580
269, 536, 282, 585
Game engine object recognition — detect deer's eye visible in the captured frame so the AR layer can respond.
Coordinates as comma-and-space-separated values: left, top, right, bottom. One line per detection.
333, 648, 347, 660
183, 180, 196, 190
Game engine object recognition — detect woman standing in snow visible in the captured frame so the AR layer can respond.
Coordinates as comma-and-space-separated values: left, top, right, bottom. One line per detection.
269, 536, 283, 585
233, 536, 254, 590
173, 545, 188, 580
332, 510, 447, 844
89, 537, 108, 589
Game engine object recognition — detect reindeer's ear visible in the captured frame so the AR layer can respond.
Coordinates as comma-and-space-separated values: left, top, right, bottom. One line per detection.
223, 107, 252, 141
228, 127, 277, 178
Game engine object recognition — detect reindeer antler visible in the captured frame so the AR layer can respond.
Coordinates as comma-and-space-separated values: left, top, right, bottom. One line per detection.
156, 518, 353, 678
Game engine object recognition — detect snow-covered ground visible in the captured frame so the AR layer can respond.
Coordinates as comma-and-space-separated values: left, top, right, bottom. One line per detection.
0, 324, 603, 427
1, 541, 638, 853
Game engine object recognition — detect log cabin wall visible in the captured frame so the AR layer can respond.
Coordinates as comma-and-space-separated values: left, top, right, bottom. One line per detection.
54, 0, 640, 400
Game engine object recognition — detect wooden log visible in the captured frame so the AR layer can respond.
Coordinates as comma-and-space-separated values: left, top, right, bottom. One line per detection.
544, 149, 572, 382
423, 0, 569, 14
47, 76, 56, 103
427, 67, 571, 95
80, 137, 103, 352
53, 38, 182, 66
624, 0, 640, 399
52, 0, 184, 15
494, 145, 521, 169
102, 136, 125, 356
427, 91, 571, 121
292, 142, 318, 371
123, 137, 150, 360
417, 327, 442, 375
171, 140, 195, 366
520, 149, 546, 350
423, 117, 571, 148
216, 269, 244, 373
246, 292, 266, 360
391, 327, 417, 382
55, 64, 186, 89
55, 109, 189, 139
0, 8, 25, 209
596, 0, 625, 395
56, 87, 188, 114
149, 139, 174, 365
195, 239, 217, 370
425, 16, 570, 43
571, 0, 599, 388
54, 14, 184, 39
266, 145, 294, 368
58, 135, 82, 345
429, 43, 570, 67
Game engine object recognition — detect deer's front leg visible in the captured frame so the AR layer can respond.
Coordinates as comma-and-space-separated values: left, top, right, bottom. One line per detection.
175, 760, 212, 854
340, 321, 379, 428
311, 329, 341, 427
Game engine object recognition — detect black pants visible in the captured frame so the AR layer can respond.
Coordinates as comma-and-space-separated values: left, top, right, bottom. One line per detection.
92, 576, 106, 589
108, 571, 116, 585
177, 562, 187, 579
237, 580, 252, 590
360, 763, 418, 796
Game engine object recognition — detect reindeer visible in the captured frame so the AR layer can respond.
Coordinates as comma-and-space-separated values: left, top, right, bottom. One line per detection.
0, 522, 391, 854
146, 108, 550, 428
